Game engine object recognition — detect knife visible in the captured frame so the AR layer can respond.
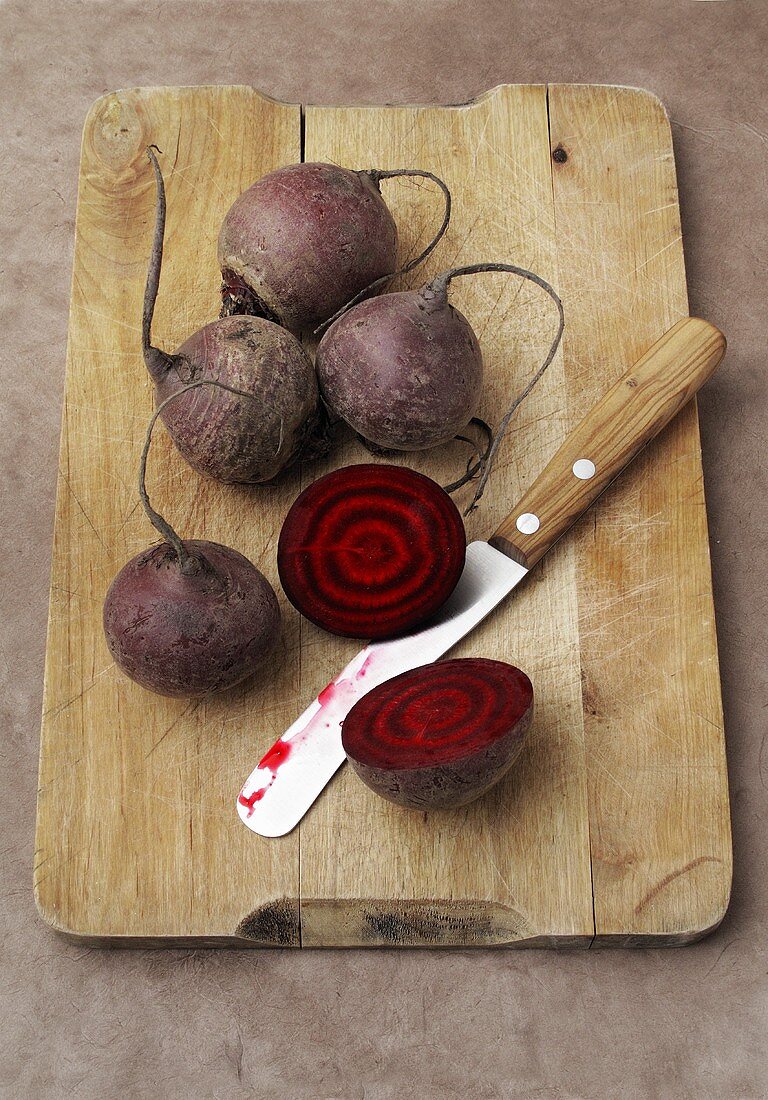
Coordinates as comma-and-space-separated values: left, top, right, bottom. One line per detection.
237, 316, 725, 837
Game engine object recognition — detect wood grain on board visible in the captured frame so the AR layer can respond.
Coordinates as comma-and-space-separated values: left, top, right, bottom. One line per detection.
547, 84, 731, 942
301, 88, 593, 948
35, 84, 731, 946
35, 86, 305, 945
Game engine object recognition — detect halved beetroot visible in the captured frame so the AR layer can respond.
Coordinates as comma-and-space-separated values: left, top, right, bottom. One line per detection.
277, 464, 466, 639
341, 658, 533, 809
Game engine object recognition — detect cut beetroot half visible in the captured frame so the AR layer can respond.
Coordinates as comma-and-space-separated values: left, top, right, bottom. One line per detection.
341, 658, 533, 809
277, 463, 466, 639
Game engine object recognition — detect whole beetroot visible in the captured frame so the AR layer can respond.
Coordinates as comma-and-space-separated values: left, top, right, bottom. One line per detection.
316, 262, 564, 509
103, 382, 281, 698
153, 314, 320, 483
143, 148, 321, 483
104, 540, 280, 698
218, 163, 451, 336
316, 287, 484, 452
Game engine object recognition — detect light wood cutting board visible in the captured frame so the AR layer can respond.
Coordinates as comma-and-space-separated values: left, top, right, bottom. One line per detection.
35, 84, 732, 947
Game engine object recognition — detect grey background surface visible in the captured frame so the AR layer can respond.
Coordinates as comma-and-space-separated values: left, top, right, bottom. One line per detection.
1, 1, 766, 1096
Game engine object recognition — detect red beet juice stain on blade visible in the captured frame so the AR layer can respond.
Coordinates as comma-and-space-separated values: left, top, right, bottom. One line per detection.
239, 650, 379, 817
356, 653, 374, 679
316, 650, 374, 708
238, 739, 293, 816
317, 680, 338, 706
238, 788, 266, 812
260, 739, 292, 772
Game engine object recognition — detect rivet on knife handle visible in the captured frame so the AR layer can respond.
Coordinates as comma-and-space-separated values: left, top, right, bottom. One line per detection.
489, 317, 726, 568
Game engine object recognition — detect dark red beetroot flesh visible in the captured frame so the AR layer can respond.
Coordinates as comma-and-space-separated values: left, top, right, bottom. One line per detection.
342, 658, 533, 809
103, 540, 280, 698
277, 464, 466, 640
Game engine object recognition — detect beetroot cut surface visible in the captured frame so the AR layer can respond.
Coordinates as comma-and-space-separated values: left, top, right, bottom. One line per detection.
342, 658, 534, 809
277, 463, 466, 639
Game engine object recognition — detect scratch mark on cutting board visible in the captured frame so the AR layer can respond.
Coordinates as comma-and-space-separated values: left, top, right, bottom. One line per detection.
62, 474, 107, 551
590, 757, 633, 799
634, 856, 721, 915
145, 700, 202, 758
476, 834, 515, 897
471, 110, 493, 173
42, 665, 114, 722
206, 114, 224, 140
444, 211, 485, 268
691, 710, 725, 733
73, 304, 142, 334
643, 202, 677, 216
633, 235, 683, 275
175, 169, 226, 201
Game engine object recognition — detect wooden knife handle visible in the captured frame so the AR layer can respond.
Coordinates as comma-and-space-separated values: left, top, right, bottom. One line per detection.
489, 317, 726, 569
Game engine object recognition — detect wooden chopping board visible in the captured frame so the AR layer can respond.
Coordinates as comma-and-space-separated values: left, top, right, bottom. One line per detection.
35, 84, 732, 947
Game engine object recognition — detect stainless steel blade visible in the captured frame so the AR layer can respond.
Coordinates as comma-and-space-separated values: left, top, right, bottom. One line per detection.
237, 541, 528, 837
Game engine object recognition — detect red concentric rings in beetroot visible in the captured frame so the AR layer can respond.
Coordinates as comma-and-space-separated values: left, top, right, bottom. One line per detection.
277, 464, 466, 639
341, 658, 534, 809
342, 658, 533, 770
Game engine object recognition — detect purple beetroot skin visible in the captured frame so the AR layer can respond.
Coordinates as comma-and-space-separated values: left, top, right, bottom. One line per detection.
103, 540, 280, 698
316, 287, 483, 452
151, 314, 319, 483
317, 262, 564, 514
142, 148, 321, 484
218, 162, 399, 335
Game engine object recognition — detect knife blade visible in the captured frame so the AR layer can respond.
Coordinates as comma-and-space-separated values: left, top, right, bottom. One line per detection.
237, 316, 725, 837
